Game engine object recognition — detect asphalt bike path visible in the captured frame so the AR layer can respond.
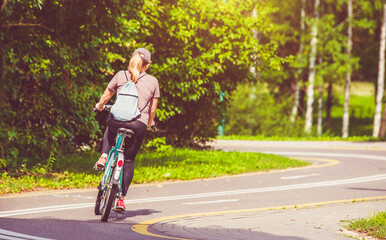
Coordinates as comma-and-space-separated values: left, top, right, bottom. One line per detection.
0, 140, 385, 240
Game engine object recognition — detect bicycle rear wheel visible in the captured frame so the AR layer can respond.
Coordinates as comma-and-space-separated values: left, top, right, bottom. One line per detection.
100, 182, 118, 222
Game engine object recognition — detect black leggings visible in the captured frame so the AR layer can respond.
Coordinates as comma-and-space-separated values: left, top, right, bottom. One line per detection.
101, 114, 147, 196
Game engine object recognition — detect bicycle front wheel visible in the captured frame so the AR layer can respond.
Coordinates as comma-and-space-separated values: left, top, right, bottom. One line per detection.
100, 182, 118, 222
94, 189, 103, 215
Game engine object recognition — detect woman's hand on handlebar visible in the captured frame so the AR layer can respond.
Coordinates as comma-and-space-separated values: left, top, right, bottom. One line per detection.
147, 125, 157, 131
93, 104, 113, 112
95, 103, 105, 112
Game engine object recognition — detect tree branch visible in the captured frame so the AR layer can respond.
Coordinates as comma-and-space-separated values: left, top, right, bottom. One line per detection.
0, 23, 54, 32
0, 0, 7, 15
0, 68, 8, 85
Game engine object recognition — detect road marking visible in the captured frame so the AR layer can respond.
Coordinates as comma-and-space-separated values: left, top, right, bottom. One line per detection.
51, 194, 94, 200
0, 189, 95, 199
132, 195, 386, 240
0, 203, 92, 218
182, 199, 239, 205
262, 151, 386, 161
0, 229, 53, 240
1, 174, 385, 218
281, 173, 320, 180
0, 151, 383, 200
213, 141, 386, 151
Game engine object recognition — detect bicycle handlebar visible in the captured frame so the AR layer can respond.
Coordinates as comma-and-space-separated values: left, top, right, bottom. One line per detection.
93, 104, 113, 113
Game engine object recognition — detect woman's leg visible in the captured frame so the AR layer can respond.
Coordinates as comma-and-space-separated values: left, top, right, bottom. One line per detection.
101, 127, 116, 154
120, 122, 146, 196
121, 159, 135, 196
95, 126, 116, 167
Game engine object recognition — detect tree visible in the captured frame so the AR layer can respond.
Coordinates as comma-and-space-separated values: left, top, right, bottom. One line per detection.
139, 0, 284, 146
1, 0, 284, 168
380, 105, 386, 136
317, 84, 323, 136
290, 0, 306, 123
342, 0, 352, 138
373, 2, 386, 137
304, 0, 320, 134
0, 0, 142, 168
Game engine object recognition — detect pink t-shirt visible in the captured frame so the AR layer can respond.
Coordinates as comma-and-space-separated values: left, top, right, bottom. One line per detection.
107, 70, 160, 125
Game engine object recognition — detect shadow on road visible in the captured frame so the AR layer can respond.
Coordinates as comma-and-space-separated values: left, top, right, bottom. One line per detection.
151, 223, 310, 240
0, 215, 310, 240
348, 187, 386, 192
109, 208, 161, 221
0, 209, 161, 240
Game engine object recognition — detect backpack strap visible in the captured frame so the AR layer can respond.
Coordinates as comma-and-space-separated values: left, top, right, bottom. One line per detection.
123, 70, 147, 83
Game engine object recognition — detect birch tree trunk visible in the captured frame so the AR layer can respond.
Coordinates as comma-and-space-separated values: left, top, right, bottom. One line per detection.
304, 0, 320, 134
317, 84, 323, 136
380, 104, 386, 137
373, 2, 386, 137
290, 0, 306, 123
342, 0, 352, 138
326, 83, 333, 128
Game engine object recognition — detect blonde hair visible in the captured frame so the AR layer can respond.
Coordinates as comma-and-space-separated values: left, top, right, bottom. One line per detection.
128, 53, 151, 83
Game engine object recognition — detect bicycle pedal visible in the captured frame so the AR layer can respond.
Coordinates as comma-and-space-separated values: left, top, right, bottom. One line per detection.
114, 207, 125, 213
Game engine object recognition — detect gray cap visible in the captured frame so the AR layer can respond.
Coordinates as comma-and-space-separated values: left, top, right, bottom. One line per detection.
133, 48, 151, 61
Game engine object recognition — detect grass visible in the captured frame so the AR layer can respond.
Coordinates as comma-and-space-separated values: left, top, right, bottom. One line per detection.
134, 149, 309, 183
346, 210, 386, 239
329, 94, 375, 137
0, 148, 310, 195
218, 135, 379, 141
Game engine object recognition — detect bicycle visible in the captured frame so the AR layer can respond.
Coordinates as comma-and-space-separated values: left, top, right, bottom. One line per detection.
93, 105, 135, 222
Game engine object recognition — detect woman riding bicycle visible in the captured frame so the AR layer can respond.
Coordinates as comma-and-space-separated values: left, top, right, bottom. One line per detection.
94, 48, 160, 211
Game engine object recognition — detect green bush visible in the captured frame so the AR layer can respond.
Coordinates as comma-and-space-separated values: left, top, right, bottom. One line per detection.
225, 83, 305, 137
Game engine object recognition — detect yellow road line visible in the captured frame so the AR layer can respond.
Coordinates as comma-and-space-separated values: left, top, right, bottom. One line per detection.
282, 157, 339, 170
131, 196, 386, 240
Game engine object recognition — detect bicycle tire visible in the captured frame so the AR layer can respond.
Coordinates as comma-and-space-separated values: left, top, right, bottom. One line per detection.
94, 189, 103, 215
101, 183, 118, 222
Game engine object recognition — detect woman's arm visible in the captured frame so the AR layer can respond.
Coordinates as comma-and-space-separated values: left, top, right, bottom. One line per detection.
95, 87, 115, 111
147, 97, 158, 127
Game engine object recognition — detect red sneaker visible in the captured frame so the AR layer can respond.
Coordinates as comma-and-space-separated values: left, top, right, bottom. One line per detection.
94, 156, 107, 171
115, 199, 126, 212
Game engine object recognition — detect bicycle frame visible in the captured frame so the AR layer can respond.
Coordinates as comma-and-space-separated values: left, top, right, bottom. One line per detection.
100, 133, 125, 196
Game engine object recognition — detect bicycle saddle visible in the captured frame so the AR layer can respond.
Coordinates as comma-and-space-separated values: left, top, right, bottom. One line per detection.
117, 128, 135, 137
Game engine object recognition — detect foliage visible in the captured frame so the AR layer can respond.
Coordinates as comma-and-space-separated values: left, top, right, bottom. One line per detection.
137, 0, 285, 146
347, 210, 386, 239
329, 94, 375, 136
1, 0, 284, 171
144, 137, 173, 153
225, 83, 305, 137
0, 0, 142, 169
2, 0, 384, 172
226, 0, 383, 137
0, 148, 309, 194
225, 82, 375, 137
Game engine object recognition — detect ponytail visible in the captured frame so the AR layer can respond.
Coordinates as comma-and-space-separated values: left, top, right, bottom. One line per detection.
128, 52, 151, 83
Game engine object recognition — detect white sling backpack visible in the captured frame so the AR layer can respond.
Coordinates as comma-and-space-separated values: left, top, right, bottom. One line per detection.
110, 71, 146, 122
